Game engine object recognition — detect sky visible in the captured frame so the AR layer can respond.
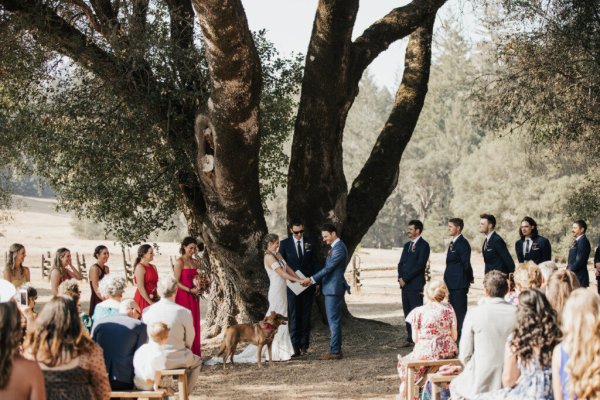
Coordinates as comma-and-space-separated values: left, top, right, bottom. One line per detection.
243, 0, 481, 90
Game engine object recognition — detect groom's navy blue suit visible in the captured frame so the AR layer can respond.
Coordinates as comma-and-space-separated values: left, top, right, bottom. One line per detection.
311, 239, 349, 355
280, 235, 320, 353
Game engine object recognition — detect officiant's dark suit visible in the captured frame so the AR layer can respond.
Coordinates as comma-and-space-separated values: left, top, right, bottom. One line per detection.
280, 226, 321, 355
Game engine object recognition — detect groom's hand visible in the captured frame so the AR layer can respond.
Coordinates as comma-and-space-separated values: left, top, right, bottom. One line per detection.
301, 278, 312, 287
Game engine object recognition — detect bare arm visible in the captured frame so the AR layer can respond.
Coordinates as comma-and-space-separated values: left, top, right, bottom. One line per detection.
450, 309, 458, 343
65, 264, 83, 281
134, 265, 153, 304
265, 255, 302, 282
27, 358, 46, 400
3, 268, 11, 281
552, 344, 563, 400
89, 265, 103, 299
501, 343, 520, 388
50, 269, 61, 295
24, 267, 31, 283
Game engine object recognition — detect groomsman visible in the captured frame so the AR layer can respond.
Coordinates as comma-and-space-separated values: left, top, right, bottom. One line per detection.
567, 220, 591, 288
479, 214, 515, 275
397, 220, 430, 346
444, 218, 473, 339
515, 216, 552, 264
594, 236, 600, 294
279, 219, 320, 356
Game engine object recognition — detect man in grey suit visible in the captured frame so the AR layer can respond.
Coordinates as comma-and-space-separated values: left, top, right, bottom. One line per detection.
450, 271, 516, 399
301, 223, 350, 360
92, 299, 148, 390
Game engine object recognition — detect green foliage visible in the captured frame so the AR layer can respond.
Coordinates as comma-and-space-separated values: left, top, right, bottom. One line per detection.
0, 1, 302, 244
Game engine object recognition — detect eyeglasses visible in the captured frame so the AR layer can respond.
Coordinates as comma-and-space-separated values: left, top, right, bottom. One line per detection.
292, 230, 304, 235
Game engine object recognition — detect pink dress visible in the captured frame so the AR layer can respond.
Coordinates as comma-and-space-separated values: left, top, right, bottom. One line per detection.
175, 268, 201, 356
397, 302, 458, 392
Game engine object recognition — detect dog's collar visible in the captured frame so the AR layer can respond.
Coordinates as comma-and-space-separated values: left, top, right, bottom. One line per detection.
259, 322, 274, 330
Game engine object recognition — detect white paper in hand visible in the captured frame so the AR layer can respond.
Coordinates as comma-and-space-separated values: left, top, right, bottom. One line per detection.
287, 270, 308, 295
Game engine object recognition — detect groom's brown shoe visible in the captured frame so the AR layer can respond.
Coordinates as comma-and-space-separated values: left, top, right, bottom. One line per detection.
319, 353, 343, 360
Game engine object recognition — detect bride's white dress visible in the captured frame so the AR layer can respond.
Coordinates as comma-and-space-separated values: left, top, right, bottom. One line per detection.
206, 258, 295, 365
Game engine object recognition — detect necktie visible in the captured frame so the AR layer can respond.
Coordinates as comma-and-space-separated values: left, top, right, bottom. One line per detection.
483, 238, 488, 251
297, 240, 304, 262
525, 239, 531, 254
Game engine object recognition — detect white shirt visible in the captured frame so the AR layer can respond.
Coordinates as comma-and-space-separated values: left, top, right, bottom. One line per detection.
133, 341, 167, 389
485, 231, 494, 242
576, 234, 584, 241
523, 237, 532, 254
411, 236, 421, 244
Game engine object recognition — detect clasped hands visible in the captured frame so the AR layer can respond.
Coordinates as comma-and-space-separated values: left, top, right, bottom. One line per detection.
300, 278, 313, 287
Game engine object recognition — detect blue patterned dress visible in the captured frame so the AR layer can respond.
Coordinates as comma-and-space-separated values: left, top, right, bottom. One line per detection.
473, 359, 553, 400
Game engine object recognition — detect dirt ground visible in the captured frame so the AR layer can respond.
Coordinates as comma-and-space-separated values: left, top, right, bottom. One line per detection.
2, 196, 596, 399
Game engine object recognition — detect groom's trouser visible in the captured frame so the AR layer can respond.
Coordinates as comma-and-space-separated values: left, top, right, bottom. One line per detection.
324, 294, 343, 354
401, 289, 423, 343
287, 286, 315, 352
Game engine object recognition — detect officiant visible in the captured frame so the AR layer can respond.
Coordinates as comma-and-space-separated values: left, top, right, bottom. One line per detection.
279, 218, 322, 357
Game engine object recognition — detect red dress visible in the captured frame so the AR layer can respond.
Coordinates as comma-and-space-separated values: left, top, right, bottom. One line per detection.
175, 268, 201, 356
133, 263, 159, 312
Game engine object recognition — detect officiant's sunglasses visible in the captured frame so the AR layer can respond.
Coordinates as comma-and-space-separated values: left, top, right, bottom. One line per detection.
292, 230, 304, 234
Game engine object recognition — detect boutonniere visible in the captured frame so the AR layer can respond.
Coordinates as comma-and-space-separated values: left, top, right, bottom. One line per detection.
304, 242, 311, 251
531, 242, 539, 250
570, 240, 577, 249
411, 243, 416, 253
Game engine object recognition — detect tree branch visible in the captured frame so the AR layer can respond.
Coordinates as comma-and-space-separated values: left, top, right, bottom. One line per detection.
349, 0, 447, 84
343, 15, 436, 252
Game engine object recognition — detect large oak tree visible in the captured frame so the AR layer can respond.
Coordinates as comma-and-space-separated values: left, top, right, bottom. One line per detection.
0, 0, 447, 334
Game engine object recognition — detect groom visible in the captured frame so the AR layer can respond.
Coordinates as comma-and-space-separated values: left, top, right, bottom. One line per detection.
301, 223, 349, 360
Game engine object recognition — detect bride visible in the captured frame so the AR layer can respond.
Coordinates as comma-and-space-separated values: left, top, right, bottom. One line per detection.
209, 233, 304, 365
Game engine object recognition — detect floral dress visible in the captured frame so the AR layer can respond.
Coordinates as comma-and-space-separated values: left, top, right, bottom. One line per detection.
397, 302, 458, 393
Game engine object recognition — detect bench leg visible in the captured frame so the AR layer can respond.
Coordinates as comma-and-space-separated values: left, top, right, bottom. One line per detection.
177, 373, 188, 400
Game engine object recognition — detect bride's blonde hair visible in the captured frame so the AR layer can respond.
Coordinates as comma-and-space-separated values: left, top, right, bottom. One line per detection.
562, 288, 600, 399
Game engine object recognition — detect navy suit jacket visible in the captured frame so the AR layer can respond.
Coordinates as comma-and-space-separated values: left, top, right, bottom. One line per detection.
92, 314, 148, 385
567, 235, 591, 287
595, 238, 600, 281
445, 235, 473, 290
398, 237, 430, 291
515, 235, 552, 264
482, 232, 515, 275
312, 240, 349, 296
279, 236, 320, 277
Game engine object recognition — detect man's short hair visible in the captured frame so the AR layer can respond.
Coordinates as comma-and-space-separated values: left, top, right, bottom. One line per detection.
321, 223, 337, 234
157, 274, 178, 298
448, 218, 464, 231
480, 213, 496, 229
289, 218, 304, 228
483, 270, 509, 298
408, 219, 424, 233
574, 219, 587, 232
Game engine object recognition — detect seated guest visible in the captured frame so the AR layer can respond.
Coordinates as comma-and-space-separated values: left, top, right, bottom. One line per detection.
396, 279, 458, 397
24, 296, 110, 400
474, 289, 561, 399
50, 248, 83, 296
93, 274, 127, 323
0, 280, 45, 400
450, 271, 516, 400
58, 279, 92, 331
505, 262, 542, 305
142, 274, 201, 393
133, 322, 170, 391
545, 269, 580, 324
92, 299, 147, 390
552, 288, 600, 400
3, 244, 31, 288
538, 261, 558, 290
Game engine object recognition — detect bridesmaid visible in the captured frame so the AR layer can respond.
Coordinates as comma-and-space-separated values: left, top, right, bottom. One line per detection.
3, 243, 30, 288
174, 236, 205, 356
88, 245, 111, 316
133, 244, 159, 312
50, 248, 83, 295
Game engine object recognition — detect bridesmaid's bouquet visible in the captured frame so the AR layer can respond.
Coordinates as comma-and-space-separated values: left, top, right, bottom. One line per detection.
193, 273, 211, 299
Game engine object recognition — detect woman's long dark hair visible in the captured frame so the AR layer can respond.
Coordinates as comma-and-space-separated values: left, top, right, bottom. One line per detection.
0, 301, 22, 389
179, 237, 198, 255
134, 244, 153, 267
511, 289, 561, 367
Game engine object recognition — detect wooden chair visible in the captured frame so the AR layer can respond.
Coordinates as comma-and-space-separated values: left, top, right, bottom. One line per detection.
110, 389, 167, 399
404, 358, 462, 400
159, 368, 189, 400
41, 251, 52, 280
75, 252, 88, 281
426, 372, 458, 400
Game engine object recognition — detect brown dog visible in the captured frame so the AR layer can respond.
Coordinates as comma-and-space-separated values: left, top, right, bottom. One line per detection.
218, 311, 288, 369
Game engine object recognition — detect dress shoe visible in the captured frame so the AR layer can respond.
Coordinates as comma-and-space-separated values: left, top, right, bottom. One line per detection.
291, 351, 302, 358
318, 353, 343, 360
401, 340, 415, 348
300, 348, 308, 356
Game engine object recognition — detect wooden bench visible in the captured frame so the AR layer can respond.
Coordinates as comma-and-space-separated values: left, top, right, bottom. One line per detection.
110, 368, 189, 400
404, 359, 461, 400
426, 371, 458, 400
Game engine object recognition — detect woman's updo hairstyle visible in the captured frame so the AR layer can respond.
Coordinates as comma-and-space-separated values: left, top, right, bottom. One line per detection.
424, 279, 449, 303
179, 237, 198, 255
262, 233, 279, 252
93, 245, 108, 259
